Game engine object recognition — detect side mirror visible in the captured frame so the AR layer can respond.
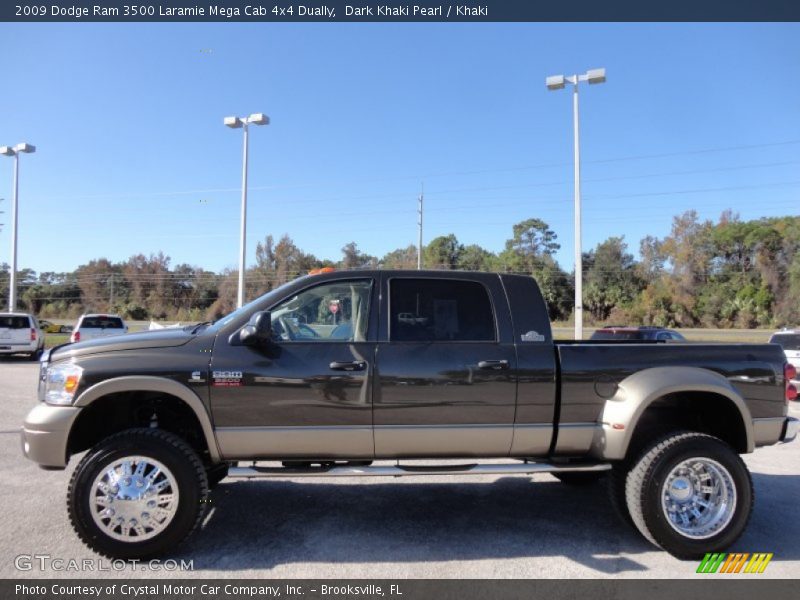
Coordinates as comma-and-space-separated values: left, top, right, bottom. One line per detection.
236, 311, 272, 346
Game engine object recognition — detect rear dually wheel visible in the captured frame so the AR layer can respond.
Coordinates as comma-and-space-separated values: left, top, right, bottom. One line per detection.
625, 431, 753, 559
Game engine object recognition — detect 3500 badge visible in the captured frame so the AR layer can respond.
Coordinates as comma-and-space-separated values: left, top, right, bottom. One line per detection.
212, 370, 243, 387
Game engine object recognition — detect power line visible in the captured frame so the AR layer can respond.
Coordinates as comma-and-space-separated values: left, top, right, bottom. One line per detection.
30, 139, 800, 204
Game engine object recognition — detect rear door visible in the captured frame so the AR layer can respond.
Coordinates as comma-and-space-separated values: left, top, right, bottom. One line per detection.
373, 274, 518, 457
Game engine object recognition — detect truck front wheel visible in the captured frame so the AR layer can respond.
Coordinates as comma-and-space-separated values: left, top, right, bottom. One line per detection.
67, 428, 209, 559
625, 431, 753, 559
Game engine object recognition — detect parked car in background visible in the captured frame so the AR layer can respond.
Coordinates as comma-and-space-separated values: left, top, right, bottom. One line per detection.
38, 320, 72, 334
0, 312, 44, 359
38, 320, 59, 334
590, 326, 686, 341
770, 329, 800, 385
70, 314, 128, 343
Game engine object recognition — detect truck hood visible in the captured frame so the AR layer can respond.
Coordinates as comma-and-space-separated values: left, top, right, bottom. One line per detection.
48, 328, 195, 361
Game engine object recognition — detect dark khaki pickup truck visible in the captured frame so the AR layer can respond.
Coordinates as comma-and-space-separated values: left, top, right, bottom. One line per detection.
21, 270, 798, 559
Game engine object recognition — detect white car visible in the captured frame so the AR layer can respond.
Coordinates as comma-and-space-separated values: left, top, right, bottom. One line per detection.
0, 312, 44, 360
70, 314, 128, 343
769, 329, 800, 385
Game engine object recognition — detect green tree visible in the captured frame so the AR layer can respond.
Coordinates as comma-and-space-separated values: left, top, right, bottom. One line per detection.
584, 237, 643, 321
499, 219, 571, 320
457, 244, 494, 271
381, 245, 418, 269
340, 242, 376, 269
424, 234, 463, 269
76, 258, 120, 313
506, 218, 559, 265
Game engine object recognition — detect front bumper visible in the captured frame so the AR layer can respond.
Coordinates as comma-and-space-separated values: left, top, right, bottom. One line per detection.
20, 403, 82, 469
781, 417, 799, 444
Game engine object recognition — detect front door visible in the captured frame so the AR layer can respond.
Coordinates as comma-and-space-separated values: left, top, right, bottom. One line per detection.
210, 278, 376, 460
373, 276, 518, 457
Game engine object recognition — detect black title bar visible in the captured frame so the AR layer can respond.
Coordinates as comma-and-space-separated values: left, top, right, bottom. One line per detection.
3, 0, 800, 22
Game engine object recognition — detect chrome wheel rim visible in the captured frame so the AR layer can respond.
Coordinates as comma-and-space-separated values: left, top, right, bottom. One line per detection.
661, 457, 736, 540
90, 456, 179, 542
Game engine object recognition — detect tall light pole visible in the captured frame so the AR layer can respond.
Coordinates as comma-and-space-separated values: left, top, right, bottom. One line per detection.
224, 113, 269, 308
1, 143, 36, 312
546, 68, 606, 340
417, 183, 424, 270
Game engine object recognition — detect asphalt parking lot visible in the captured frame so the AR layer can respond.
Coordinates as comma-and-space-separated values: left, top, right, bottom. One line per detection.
1, 359, 798, 579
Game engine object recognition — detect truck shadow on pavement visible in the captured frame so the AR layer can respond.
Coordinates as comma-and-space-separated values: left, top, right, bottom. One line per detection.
179, 476, 655, 574
735, 472, 800, 561
176, 471, 800, 574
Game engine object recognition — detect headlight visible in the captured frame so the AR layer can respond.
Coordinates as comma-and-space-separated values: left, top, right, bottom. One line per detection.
44, 363, 84, 406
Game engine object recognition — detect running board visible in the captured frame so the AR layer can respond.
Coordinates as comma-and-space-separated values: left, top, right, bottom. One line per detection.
227, 461, 611, 479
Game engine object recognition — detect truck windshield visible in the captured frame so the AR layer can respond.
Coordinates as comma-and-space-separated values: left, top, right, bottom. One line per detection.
770, 334, 800, 351
205, 278, 309, 333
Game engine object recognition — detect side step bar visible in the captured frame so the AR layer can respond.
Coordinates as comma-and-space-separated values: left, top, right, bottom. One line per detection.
228, 461, 611, 479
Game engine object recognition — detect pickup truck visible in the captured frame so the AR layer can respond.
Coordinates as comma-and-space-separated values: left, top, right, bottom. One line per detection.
21, 270, 798, 560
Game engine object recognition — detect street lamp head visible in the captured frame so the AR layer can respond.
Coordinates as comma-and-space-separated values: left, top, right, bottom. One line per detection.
224, 116, 243, 129
585, 68, 606, 84
247, 113, 269, 126
14, 143, 35, 154
0, 146, 15, 156
546, 75, 566, 91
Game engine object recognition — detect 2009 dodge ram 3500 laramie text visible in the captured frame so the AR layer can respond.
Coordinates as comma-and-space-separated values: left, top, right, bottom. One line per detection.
21, 270, 798, 559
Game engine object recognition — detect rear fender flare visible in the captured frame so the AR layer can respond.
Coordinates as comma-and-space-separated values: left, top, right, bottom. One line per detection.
589, 366, 754, 460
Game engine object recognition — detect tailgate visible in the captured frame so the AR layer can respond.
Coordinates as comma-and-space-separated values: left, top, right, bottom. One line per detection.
0, 317, 31, 345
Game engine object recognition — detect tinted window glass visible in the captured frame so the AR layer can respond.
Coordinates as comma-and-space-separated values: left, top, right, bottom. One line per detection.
0, 316, 30, 329
270, 279, 372, 342
590, 330, 645, 341
81, 317, 124, 329
390, 279, 495, 342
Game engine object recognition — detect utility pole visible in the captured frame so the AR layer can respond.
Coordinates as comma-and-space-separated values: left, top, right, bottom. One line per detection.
417, 183, 424, 270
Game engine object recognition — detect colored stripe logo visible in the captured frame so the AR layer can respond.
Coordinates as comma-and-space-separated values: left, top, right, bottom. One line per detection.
696, 553, 773, 574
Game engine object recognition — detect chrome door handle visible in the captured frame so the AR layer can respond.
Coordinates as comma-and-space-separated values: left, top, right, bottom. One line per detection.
329, 360, 367, 372
477, 359, 510, 370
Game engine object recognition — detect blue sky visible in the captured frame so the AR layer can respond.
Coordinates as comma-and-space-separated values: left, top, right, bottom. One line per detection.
1, 23, 799, 275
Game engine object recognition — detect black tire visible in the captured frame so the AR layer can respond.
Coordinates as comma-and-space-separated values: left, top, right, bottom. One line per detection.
206, 463, 230, 489
29, 348, 43, 361
68, 428, 209, 559
552, 471, 607, 485
625, 431, 753, 560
